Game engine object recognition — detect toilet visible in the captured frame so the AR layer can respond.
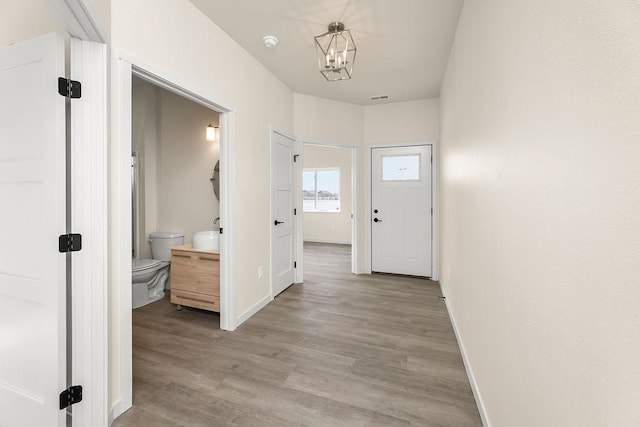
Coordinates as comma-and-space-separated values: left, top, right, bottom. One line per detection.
132, 232, 184, 309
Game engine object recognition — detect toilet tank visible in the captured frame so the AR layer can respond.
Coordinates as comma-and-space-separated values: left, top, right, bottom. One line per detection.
149, 232, 184, 261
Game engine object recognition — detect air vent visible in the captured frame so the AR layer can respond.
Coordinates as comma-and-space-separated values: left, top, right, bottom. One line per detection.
370, 95, 390, 101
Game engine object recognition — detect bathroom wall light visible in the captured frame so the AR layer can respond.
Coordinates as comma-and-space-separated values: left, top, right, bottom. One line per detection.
206, 124, 218, 141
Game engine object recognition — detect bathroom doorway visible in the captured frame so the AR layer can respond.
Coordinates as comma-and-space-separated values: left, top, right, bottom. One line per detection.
301, 143, 358, 276
116, 58, 237, 415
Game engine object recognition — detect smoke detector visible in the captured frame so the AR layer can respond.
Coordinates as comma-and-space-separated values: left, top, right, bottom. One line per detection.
262, 35, 279, 48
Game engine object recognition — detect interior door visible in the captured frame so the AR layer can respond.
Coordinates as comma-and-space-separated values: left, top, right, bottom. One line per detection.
371, 145, 432, 277
271, 131, 296, 296
0, 33, 67, 427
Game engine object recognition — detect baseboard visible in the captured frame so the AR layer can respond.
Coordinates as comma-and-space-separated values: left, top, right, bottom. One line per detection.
442, 287, 490, 427
109, 399, 129, 426
303, 238, 351, 245
235, 293, 272, 328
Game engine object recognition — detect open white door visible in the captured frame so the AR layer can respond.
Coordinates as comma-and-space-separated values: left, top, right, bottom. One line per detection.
0, 33, 67, 426
271, 131, 296, 297
371, 145, 432, 277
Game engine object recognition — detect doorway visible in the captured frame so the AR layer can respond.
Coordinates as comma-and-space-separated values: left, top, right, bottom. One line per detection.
370, 145, 433, 277
116, 58, 237, 417
302, 143, 357, 276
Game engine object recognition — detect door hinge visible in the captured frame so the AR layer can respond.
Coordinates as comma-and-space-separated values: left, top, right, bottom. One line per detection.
294, 261, 297, 268
219, 227, 223, 234
431, 207, 433, 215
59, 385, 83, 410
58, 234, 82, 252
58, 77, 82, 99
293, 154, 299, 162
293, 208, 297, 215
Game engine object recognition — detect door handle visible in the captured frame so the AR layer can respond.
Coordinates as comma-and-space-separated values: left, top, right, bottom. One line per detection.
274, 220, 284, 226
373, 218, 382, 223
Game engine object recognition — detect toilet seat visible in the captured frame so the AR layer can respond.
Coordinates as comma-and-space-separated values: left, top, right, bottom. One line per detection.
133, 258, 165, 272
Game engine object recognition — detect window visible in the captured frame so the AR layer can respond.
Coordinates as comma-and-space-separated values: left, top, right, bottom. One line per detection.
303, 168, 341, 212
382, 154, 421, 181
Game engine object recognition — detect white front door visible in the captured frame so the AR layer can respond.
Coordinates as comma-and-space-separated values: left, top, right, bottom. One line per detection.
271, 131, 296, 296
0, 33, 67, 427
371, 145, 432, 277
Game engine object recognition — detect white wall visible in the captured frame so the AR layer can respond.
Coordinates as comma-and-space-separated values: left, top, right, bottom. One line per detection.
132, 79, 219, 260
0, 0, 67, 46
110, 0, 294, 415
364, 99, 440, 145
440, 1, 640, 426
303, 145, 352, 244
157, 88, 219, 246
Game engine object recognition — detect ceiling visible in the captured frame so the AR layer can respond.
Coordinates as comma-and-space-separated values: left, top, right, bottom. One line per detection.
188, 0, 464, 106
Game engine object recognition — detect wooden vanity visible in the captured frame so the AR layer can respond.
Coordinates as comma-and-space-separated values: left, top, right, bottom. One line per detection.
170, 244, 220, 312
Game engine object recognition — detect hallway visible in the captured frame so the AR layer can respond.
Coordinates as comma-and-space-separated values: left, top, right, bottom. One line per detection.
114, 243, 480, 426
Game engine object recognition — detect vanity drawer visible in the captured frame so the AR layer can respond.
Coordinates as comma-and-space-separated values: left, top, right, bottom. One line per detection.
170, 289, 220, 312
171, 250, 197, 267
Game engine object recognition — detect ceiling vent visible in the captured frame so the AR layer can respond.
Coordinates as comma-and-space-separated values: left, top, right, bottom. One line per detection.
370, 95, 390, 101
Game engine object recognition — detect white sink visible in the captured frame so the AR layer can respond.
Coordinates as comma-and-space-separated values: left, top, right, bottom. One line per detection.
192, 230, 220, 251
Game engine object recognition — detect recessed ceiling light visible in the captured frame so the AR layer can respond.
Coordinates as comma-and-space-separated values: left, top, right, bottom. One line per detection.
262, 35, 278, 48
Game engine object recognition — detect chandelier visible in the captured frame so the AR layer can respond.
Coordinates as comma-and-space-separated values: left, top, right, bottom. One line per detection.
314, 22, 357, 81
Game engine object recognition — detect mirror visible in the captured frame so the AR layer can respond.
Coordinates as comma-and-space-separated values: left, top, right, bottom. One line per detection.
210, 160, 220, 200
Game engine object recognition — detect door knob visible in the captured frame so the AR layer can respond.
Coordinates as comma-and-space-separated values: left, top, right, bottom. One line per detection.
373, 218, 382, 223
374, 209, 378, 213
274, 220, 284, 226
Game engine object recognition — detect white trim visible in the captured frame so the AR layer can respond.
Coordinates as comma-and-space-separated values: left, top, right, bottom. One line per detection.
365, 141, 438, 277
430, 143, 440, 281
108, 400, 127, 426
294, 140, 304, 283
443, 293, 490, 426
351, 147, 359, 274
70, 37, 108, 427
114, 55, 238, 421
114, 60, 133, 421
303, 239, 352, 245
367, 140, 436, 149
302, 139, 358, 149
45, 0, 106, 42
364, 147, 373, 274
219, 111, 236, 331
235, 293, 273, 328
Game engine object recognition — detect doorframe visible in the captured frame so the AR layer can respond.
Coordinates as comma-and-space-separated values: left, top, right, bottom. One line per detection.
365, 142, 439, 280
114, 52, 238, 421
270, 129, 298, 296
299, 141, 359, 276
46, 1, 109, 426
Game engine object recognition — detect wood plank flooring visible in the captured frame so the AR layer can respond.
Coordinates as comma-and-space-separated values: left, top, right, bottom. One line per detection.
113, 242, 481, 426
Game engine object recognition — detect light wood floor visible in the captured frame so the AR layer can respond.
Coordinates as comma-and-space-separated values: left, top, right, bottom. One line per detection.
114, 242, 481, 426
